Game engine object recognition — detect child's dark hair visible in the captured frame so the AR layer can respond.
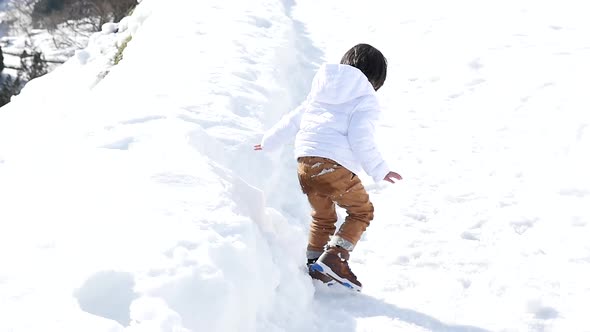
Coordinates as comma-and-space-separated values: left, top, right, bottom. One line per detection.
340, 43, 387, 91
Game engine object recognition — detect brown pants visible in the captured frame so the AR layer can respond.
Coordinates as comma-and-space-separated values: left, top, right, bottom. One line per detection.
297, 156, 374, 253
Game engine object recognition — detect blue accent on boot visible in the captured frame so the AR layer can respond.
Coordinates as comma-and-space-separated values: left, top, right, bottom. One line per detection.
310, 263, 324, 272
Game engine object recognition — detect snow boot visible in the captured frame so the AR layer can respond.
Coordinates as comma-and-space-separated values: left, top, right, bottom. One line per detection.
307, 258, 335, 285
312, 246, 362, 292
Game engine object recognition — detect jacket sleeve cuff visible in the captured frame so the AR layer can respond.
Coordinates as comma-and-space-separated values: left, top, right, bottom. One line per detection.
260, 134, 275, 151
371, 162, 390, 183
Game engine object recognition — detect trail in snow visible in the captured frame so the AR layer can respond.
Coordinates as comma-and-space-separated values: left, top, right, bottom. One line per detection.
264, 1, 495, 331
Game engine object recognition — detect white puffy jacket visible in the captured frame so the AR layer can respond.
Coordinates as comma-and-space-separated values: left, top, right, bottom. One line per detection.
261, 64, 390, 183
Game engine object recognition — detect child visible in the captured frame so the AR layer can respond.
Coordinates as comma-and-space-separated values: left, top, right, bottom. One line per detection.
254, 43, 402, 292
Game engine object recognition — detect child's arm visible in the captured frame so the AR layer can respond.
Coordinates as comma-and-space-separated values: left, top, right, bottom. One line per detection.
255, 103, 305, 151
348, 109, 402, 183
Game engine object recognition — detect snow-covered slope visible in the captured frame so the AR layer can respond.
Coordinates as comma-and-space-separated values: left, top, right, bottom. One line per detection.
1, 0, 589, 331
0, 1, 315, 331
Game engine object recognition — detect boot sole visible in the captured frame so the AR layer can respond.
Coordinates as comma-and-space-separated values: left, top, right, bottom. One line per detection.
308, 266, 337, 286
311, 262, 362, 292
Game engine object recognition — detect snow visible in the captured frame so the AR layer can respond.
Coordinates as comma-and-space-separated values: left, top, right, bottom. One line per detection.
0, 0, 589, 331
311, 168, 335, 178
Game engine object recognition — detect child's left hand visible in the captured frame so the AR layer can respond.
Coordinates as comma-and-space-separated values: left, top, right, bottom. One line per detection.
384, 171, 403, 184
254, 144, 263, 151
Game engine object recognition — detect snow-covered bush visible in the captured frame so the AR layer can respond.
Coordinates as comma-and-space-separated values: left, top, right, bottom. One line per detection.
0, 45, 4, 73
0, 50, 48, 107
0, 74, 23, 106
114, 35, 131, 65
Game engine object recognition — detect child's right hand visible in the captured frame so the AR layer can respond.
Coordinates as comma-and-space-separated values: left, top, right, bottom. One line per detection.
384, 171, 403, 184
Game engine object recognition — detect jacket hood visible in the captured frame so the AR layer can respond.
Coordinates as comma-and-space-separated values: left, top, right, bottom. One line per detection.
308, 64, 375, 105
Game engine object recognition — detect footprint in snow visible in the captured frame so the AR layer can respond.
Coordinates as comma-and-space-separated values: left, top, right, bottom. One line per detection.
248, 15, 272, 29
74, 270, 138, 325
510, 219, 537, 235
120, 115, 165, 125
527, 300, 559, 320
101, 137, 135, 150
461, 231, 480, 241
466, 78, 486, 87
469, 58, 484, 70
